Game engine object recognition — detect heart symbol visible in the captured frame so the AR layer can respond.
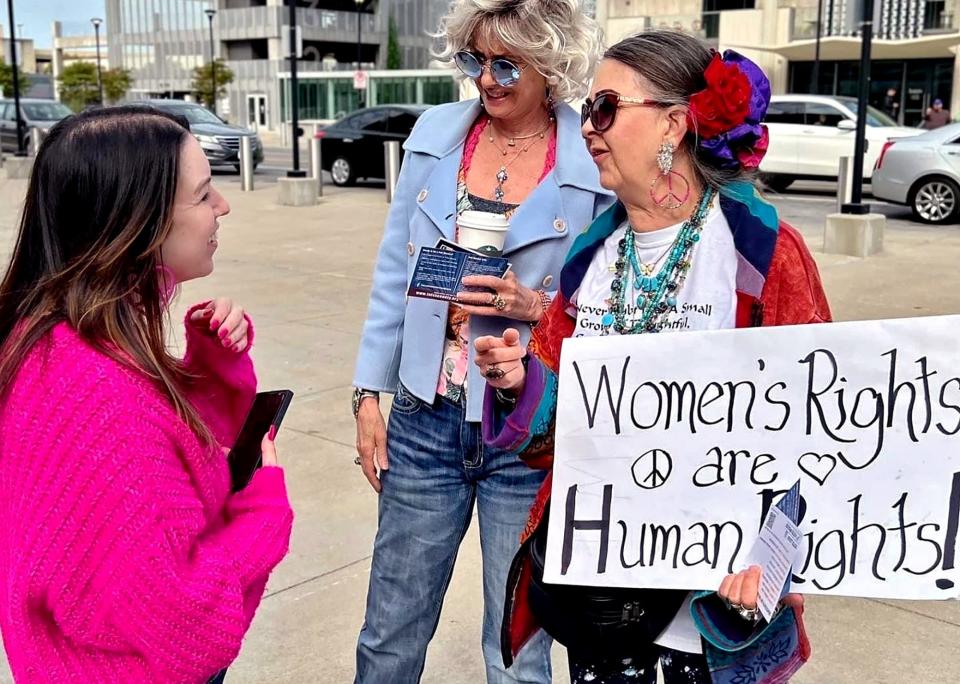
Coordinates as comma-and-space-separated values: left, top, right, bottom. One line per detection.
798, 452, 838, 486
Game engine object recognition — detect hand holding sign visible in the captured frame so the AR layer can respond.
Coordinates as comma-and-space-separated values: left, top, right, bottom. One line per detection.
474, 328, 526, 392
718, 565, 762, 613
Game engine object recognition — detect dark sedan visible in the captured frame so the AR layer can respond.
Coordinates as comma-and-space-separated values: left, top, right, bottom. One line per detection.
145, 100, 264, 173
317, 105, 428, 186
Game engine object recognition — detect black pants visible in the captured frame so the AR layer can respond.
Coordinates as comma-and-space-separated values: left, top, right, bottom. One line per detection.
569, 646, 710, 684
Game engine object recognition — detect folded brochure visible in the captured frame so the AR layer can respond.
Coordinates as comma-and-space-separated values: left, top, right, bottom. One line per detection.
407, 240, 511, 302
744, 479, 802, 622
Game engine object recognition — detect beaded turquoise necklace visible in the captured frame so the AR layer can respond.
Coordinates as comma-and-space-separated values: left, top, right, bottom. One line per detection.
601, 188, 716, 335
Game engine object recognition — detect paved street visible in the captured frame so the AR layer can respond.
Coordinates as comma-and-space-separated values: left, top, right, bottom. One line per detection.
1, 169, 960, 683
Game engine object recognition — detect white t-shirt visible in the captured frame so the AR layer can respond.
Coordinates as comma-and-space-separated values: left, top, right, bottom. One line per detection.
572, 203, 738, 654
574, 203, 737, 338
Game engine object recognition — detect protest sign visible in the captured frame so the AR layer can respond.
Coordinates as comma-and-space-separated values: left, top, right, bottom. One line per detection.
544, 316, 960, 599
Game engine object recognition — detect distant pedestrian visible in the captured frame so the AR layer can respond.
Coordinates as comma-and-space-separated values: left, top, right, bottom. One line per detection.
0, 106, 293, 683
883, 87, 900, 121
351, 1, 612, 681
923, 98, 951, 129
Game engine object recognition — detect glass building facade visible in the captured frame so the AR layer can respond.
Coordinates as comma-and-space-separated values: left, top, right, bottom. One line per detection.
105, 0, 215, 97
789, 58, 954, 126
279, 71, 456, 121
104, 0, 460, 129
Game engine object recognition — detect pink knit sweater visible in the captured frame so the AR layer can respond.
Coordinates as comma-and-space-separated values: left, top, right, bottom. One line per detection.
0, 306, 294, 682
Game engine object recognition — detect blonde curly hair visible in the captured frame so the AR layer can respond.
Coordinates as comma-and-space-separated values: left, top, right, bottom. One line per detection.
434, 0, 603, 103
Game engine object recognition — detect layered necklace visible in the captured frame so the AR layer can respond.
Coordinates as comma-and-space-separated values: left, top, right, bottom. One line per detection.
487, 115, 554, 202
602, 188, 716, 335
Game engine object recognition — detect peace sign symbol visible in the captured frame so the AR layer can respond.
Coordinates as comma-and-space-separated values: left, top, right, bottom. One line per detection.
631, 448, 673, 490
650, 172, 691, 210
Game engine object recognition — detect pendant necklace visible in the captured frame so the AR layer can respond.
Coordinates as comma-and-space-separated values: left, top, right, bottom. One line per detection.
601, 188, 716, 335
487, 116, 554, 202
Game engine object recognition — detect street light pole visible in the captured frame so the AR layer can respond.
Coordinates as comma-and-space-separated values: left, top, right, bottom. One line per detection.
205, 9, 217, 116
287, 0, 305, 177
842, 0, 875, 215
91, 18, 104, 106
6, 0, 25, 156
355, 0, 364, 108
812, 0, 823, 94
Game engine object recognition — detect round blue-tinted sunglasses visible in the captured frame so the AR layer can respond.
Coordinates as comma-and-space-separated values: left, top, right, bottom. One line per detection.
454, 50, 524, 88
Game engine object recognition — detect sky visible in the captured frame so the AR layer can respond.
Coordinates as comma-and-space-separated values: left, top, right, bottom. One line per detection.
6, 0, 106, 48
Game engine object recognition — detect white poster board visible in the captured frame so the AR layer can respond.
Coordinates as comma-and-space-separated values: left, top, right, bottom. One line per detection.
544, 315, 960, 600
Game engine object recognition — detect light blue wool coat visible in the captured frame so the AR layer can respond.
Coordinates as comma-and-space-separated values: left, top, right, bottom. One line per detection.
353, 98, 613, 421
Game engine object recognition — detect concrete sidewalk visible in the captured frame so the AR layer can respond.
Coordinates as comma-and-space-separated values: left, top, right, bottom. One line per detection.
1, 174, 959, 683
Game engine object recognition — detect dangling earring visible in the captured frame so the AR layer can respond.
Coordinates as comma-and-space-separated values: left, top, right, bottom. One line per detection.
545, 87, 556, 112
650, 141, 691, 210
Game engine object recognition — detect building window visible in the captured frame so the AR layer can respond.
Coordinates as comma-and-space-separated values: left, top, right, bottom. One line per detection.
924, 0, 947, 30
789, 58, 954, 126
376, 77, 416, 104
421, 77, 455, 105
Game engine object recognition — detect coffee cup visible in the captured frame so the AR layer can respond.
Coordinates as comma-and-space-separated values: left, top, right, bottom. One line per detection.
457, 211, 509, 256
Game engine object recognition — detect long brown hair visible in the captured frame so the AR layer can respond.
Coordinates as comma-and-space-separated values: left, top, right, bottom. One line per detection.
0, 106, 213, 443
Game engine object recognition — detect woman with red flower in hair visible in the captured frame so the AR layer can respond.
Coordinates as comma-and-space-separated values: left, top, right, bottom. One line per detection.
472, 30, 829, 684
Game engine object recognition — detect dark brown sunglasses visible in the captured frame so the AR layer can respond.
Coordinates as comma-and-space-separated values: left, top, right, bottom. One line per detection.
582, 91, 667, 132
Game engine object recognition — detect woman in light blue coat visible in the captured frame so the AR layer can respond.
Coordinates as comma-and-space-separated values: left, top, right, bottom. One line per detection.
351, 2, 611, 681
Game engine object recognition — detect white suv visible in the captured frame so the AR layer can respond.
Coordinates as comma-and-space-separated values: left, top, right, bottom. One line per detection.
759, 94, 921, 192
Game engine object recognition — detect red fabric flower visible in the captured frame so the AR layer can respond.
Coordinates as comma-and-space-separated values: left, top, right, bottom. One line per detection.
688, 54, 753, 139
737, 125, 769, 169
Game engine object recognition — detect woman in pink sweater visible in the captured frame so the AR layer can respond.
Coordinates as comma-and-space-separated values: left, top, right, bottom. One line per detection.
0, 106, 293, 682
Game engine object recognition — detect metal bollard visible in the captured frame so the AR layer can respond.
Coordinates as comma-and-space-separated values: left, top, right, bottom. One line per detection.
384, 141, 401, 204
240, 136, 255, 192
30, 127, 43, 157
837, 155, 853, 213
310, 136, 324, 198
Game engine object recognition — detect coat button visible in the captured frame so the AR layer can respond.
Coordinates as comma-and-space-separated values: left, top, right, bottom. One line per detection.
407, 242, 415, 256
417, 189, 428, 203
553, 218, 566, 233
542, 275, 554, 288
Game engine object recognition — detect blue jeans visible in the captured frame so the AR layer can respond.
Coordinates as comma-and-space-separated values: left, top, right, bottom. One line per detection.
207, 670, 226, 684
355, 385, 552, 683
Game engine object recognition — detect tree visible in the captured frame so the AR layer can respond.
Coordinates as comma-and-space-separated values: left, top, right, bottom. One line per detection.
103, 68, 133, 104
387, 15, 402, 70
191, 60, 234, 109
0, 59, 28, 99
59, 62, 100, 112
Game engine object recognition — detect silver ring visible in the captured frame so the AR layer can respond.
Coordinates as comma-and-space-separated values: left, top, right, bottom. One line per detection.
353, 456, 362, 466
736, 605, 761, 622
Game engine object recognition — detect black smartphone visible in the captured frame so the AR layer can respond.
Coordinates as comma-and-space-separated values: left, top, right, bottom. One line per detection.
228, 390, 294, 492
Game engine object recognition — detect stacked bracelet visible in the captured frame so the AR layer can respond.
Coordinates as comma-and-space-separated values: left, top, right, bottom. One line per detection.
530, 290, 552, 327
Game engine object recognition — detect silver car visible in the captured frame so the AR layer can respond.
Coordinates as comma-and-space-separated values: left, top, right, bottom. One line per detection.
872, 123, 960, 224
0, 98, 74, 154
